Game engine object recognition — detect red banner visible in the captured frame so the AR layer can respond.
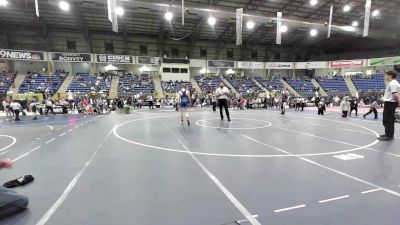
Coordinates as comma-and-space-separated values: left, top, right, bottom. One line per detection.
330, 60, 366, 68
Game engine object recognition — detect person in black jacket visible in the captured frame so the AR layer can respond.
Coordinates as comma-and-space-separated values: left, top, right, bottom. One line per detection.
0, 159, 29, 219
349, 98, 359, 116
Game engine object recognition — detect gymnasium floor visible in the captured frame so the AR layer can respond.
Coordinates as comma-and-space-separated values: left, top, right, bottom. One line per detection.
1, 108, 400, 225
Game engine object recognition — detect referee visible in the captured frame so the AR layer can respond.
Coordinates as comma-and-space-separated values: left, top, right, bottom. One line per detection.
216, 82, 231, 121
378, 71, 400, 141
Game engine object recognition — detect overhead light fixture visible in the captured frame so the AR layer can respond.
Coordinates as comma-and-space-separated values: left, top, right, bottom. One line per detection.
372, 9, 380, 17
116, 7, 124, 16
164, 11, 173, 21
0, 0, 9, 7
343, 5, 351, 12
208, 16, 216, 26
59, 1, 70, 11
310, 29, 318, 37
280, 25, 288, 33
340, 26, 357, 32
310, 0, 318, 6
351, 21, 358, 27
246, 21, 255, 30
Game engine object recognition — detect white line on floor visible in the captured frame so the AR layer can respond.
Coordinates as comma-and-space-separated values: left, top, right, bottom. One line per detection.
30, 146, 42, 153
0, 150, 9, 156
236, 215, 259, 223
160, 121, 261, 225
68, 129, 73, 132
59, 133, 66, 137
361, 188, 382, 194
12, 152, 30, 162
45, 138, 55, 144
74, 125, 80, 128
0, 135, 17, 152
46, 125, 54, 130
275, 204, 307, 213
242, 135, 400, 198
318, 195, 349, 203
35, 129, 114, 225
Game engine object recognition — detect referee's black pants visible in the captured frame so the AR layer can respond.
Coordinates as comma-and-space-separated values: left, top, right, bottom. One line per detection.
383, 102, 397, 138
218, 99, 230, 120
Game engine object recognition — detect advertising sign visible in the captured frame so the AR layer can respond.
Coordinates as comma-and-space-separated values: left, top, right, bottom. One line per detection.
95, 54, 133, 64
0, 49, 45, 61
207, 60, 235, 68
137, 56, 156, 65
330, 59, 366, 68
265, 62, 294, 69
368, 56, 400, 66
237, 61, 264, 69
295, 61, 329, 69
51, 52, 92, 62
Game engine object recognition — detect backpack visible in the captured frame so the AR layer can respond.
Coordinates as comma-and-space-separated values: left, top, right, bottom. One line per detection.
181, 91, 189, 104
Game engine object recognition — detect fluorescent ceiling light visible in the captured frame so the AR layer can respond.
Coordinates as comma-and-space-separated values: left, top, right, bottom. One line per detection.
59, 1, 70, 11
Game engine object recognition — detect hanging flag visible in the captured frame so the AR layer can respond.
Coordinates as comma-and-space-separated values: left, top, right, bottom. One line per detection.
363, 0, 371, 37
327, 5, 333, 38
182, 0, 184, 26
107, 0, 112, 22
236, 8, 243, 45
109, 0, 118, 33
35, 0, 39, 17
276, 12, 282, 45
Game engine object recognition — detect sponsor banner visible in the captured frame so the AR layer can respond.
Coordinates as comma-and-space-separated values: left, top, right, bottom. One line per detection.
137, 56, 156, 65
207, 60, 235, 68
265, 62, 294, 69
51, 52, 91, 62
295, 61, 328, 69
0, 49, 45, 61
95, 54, 133, 64
330, 59, 366, 68
237, 61, 264, 69
368, 56, 400, 66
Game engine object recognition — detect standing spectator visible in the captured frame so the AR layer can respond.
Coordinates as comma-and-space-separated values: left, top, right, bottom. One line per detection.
216, 83, 231, 121
378, 71, 400, 141
210, 92, 217, 112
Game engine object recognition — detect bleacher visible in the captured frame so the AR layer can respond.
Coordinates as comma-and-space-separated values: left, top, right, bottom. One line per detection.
316, 76, 349, 96
284, 78, 315, 97
254, 77, 283, 91
225, 76, 261, 96
118, 74, 155, 94
67, 73, 110, 94
194, 75, 223, 94
0, 71, 16, 93
161, 81, 192, 93
351, 74, 386, 93
19, 72, 66, 94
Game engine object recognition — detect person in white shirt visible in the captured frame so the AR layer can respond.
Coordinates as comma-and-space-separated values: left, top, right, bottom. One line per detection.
215, 83, 231, 121
45, 99, 55, 115
340, 96, 350, 118
10, 100, 22, 121
363, 100, 378, 120
378, 71, 400, 141
2, 99, 12, 121
30, 99, 39, 120
177, 88, 191, 125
